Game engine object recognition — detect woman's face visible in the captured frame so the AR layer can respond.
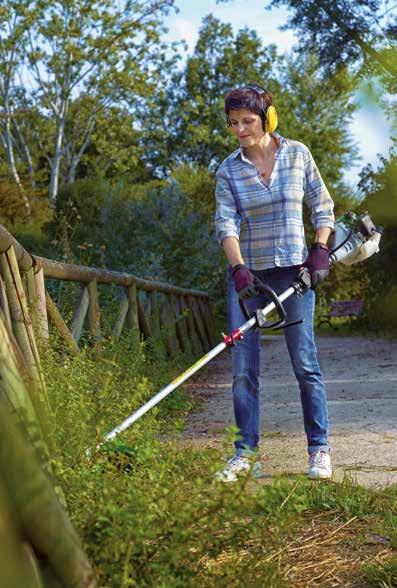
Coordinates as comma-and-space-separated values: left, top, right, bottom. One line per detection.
228, 109, 265, 147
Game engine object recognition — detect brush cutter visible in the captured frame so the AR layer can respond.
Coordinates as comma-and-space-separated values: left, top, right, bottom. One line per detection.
94, 211, 382, 452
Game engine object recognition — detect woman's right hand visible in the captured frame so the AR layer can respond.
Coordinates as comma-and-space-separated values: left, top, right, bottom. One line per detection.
231, 264, 257, 299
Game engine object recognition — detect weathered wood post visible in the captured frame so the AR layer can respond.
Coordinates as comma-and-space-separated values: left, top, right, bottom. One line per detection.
189, 295, 207, 352
70, 285, 90, 343
25, 267, 38, 329
0, 247, 49, 406
34, 266, 49, 341
127, 283, 140, 344
87, 279, 101, 343
137, 292, 150, 340
0, 401, 97, 588
198, 297, 215, 348
147, 290, 161, 338
183, 296, 201, 355
45, 292, 79, 354
163, 294, 178, 355
0, 272, 12, 332
175, 295, 190, 353
111, 288, 129, 341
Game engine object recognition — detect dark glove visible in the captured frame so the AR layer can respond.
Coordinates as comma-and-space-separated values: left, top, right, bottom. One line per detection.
231, 264, 258, 299
304, 242, 330, 289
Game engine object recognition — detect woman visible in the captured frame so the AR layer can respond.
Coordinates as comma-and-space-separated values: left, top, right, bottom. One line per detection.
215, 84, 334, 482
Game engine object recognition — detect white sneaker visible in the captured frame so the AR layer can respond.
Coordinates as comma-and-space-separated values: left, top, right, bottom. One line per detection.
215, 455, 264, 483
308, 450, 332, 479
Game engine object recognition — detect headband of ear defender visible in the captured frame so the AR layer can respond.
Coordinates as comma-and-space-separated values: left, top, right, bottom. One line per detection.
246, 84, 278, 134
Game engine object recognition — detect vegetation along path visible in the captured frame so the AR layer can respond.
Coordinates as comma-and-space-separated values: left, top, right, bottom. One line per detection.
184, 335, 397, 488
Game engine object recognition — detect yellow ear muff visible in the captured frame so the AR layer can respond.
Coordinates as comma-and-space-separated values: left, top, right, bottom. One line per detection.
265, 105, 278, 133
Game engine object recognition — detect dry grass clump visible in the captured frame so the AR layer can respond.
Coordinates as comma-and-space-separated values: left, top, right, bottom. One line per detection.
278, 513, 393, 587
198, 510, 394, 587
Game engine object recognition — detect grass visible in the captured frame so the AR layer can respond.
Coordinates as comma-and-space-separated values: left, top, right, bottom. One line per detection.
42, 331, 397, 587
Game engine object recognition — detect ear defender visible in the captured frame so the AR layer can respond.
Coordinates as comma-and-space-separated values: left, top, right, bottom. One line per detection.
265, 105, 278, 133
246, 84, 278, 133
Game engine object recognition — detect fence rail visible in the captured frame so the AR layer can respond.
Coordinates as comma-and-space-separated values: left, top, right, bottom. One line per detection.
0, 224, 216, 360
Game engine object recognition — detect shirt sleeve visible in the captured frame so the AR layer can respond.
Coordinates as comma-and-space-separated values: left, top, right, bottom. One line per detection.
214, 169, 241, 245
303, 148, 335, 230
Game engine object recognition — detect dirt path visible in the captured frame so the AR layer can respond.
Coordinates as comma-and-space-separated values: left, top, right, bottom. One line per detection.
183, 335, 397, 488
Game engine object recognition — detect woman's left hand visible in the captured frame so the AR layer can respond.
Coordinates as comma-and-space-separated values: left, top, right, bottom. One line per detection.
304, 242, 329, 289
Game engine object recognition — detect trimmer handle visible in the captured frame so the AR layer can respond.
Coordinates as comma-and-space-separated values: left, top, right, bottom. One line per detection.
238, 278, 287, 328
238, 271, 309, 330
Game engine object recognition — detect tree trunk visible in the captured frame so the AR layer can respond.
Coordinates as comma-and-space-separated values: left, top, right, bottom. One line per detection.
2, 110, 31, 216
49, 107, 67, 202
12, 117, 36, 188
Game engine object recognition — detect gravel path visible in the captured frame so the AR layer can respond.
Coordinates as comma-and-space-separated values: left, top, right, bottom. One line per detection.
183, 335, 397, 488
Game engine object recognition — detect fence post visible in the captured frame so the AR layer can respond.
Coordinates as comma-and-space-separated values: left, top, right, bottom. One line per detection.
175, 295, 190, 353
189, 295, 208, 352
198, 297, 215, 348
0, 273, 12, 332
70, 286, 90, 343
127, 283, 140, 344
111, 289, 129, 341
153, 290, 161, 337
34, 267, 49, 341
45, 292, 79, 355
137, 293, 150, 340
25, 267, 38, 330
87, 279, 101, 343
183, 296, 200, 355
0, 248, 42, 385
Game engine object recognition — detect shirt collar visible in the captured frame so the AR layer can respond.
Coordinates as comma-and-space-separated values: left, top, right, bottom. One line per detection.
231, 132, 286, 162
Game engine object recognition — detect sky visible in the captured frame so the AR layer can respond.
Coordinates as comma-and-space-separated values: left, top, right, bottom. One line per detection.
163, 0, 393, 191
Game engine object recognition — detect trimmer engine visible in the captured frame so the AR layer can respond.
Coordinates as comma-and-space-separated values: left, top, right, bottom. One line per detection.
329, 211, 383, 265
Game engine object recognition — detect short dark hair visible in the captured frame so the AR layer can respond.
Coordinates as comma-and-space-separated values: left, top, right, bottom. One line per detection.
224, 84, 273, 130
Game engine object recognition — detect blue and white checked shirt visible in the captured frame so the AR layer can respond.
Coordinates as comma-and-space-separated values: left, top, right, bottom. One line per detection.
215, 133, 334, 269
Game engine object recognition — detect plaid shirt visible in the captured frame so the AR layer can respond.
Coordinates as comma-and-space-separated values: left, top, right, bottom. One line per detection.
215, 133, 334, 270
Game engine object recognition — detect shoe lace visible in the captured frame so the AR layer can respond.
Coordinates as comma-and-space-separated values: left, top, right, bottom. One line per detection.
227, 455, 247, 468
310, 451, 328, 468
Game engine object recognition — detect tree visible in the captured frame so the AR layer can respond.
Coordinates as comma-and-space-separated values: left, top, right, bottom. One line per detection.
265, 0, 397, 87
359, 152, 397, 330
6, 0, 176, 201
277, 52, 359, 189
162, 15, 281, 171
0, 1, 33, 215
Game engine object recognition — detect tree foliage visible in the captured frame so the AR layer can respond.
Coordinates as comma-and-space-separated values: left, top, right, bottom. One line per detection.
266, 0, 397, 87
0, 0, 178, 203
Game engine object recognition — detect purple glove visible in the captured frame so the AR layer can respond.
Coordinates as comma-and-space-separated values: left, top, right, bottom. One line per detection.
232, 264, 258, 299
304, 242, 330, 289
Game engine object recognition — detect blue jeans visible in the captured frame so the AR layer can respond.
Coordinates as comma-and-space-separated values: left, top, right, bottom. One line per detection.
227, 265, 330, 456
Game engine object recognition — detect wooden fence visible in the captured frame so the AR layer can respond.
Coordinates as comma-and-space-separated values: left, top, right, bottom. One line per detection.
0, 223, 216, 587
0, 224, 216, 369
